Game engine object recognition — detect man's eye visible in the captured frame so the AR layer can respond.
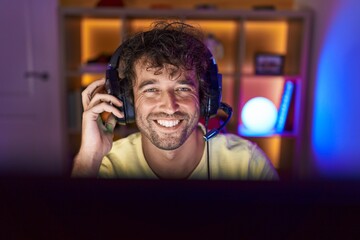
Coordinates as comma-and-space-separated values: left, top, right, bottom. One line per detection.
144, 88, 158, 93
177, 87, 191, 92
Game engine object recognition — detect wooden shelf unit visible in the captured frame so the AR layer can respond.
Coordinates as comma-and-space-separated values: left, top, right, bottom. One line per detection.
59, 7, 311, 178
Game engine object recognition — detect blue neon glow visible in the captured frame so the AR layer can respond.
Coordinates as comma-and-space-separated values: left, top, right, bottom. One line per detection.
312, 0, 360, 178
275, 81, 294, 133
241, 97, 278, 135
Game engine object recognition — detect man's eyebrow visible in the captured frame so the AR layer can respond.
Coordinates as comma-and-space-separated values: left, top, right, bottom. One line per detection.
177, 78, 196, 87
137, 79, 158, 90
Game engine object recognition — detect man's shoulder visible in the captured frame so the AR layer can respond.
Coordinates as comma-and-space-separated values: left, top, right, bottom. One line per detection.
112, 132, 141, 149
104, 131, 142, 166
212, 133, 255, 151
211, 133, 268, 164
211, 133, 279, 180
100, 131, 146, 178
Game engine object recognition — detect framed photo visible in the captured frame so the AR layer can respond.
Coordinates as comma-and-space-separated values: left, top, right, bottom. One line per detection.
254, 53, 285, 75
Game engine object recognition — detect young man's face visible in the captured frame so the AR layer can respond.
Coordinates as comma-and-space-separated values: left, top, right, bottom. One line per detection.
132, 59, 201, 150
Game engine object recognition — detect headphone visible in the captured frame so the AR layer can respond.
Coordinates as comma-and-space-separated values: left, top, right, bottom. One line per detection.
105, 45, 136, 125
105, 40, 232, 141
105, 43, 221, 120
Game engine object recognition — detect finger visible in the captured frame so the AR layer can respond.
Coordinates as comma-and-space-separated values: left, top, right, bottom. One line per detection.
81, 78, 106, 110
87, 93, 123, 111
83, 102, 123, 122
104, 114, 117, 133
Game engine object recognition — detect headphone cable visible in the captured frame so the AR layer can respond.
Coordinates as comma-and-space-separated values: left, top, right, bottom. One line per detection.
205, 116, 211, 180
203, 102, 233, 180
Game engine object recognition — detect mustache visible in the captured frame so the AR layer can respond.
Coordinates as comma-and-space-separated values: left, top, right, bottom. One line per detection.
148, 111, 189, 119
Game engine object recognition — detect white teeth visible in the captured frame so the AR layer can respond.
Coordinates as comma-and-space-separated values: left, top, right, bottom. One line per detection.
157, 120, 180, 128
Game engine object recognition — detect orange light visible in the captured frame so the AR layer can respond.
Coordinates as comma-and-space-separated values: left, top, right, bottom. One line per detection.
81, 18, 122, 64
265, 136, 281, 168
128, 19, 157, 34
243, 21, 288, 74
245, 21, 288, 52
81, 74, 104, 87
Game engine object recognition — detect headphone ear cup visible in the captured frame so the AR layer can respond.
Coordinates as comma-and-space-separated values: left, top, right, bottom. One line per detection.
122, 91, 135, 124
105, 67, 135, 125
201, 57, 222, 119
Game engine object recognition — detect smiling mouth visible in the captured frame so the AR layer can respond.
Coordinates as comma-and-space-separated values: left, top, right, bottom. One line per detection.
156, 119, 180, 128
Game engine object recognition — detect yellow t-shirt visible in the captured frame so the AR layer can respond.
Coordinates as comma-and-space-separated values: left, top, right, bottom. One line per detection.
99, 125, 279, 180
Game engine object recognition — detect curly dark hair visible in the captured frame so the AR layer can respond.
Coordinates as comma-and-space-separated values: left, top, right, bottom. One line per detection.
116, 21, 211, 110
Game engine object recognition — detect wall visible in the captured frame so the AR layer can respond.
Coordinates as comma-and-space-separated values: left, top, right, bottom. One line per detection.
296, 0, 360, 179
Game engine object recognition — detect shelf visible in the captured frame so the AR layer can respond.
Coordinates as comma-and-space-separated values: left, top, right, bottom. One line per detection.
238, 129, 297, 138
61, 7, 311, 20
241, 74, 301, 79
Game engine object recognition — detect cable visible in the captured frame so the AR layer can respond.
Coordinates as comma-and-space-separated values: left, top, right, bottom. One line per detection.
205, 116, 211, 180
206, 140, 210, 180
203, 102, 233, 179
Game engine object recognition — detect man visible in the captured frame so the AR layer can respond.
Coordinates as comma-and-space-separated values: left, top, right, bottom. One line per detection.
72, 21, 279, 180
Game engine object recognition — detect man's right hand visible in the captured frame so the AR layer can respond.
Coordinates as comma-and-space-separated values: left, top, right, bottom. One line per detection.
71, 78, 123, 177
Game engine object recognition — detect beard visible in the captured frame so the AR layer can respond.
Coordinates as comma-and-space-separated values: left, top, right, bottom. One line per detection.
137, 111, 200, 150
150, 131, 188, 150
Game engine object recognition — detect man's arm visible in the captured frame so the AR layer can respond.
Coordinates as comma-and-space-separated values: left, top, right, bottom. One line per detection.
71, 79, 123, 177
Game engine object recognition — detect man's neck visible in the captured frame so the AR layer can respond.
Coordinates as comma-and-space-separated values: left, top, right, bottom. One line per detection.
141, 127, 205, 179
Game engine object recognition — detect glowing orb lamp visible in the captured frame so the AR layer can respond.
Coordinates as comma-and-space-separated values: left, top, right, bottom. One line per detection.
241, 97, 278, 134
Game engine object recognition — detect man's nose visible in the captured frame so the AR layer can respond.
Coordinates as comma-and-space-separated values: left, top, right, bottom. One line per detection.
160, 90, 179, 114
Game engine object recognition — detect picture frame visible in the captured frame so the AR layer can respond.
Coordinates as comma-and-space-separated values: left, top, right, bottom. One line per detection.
254, 53, 285, 75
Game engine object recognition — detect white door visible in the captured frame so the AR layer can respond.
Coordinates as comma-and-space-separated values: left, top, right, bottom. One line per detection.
0, 0, 66, 176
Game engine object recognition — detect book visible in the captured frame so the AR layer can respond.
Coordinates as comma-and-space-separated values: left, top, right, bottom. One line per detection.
275, 80, 295, 133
